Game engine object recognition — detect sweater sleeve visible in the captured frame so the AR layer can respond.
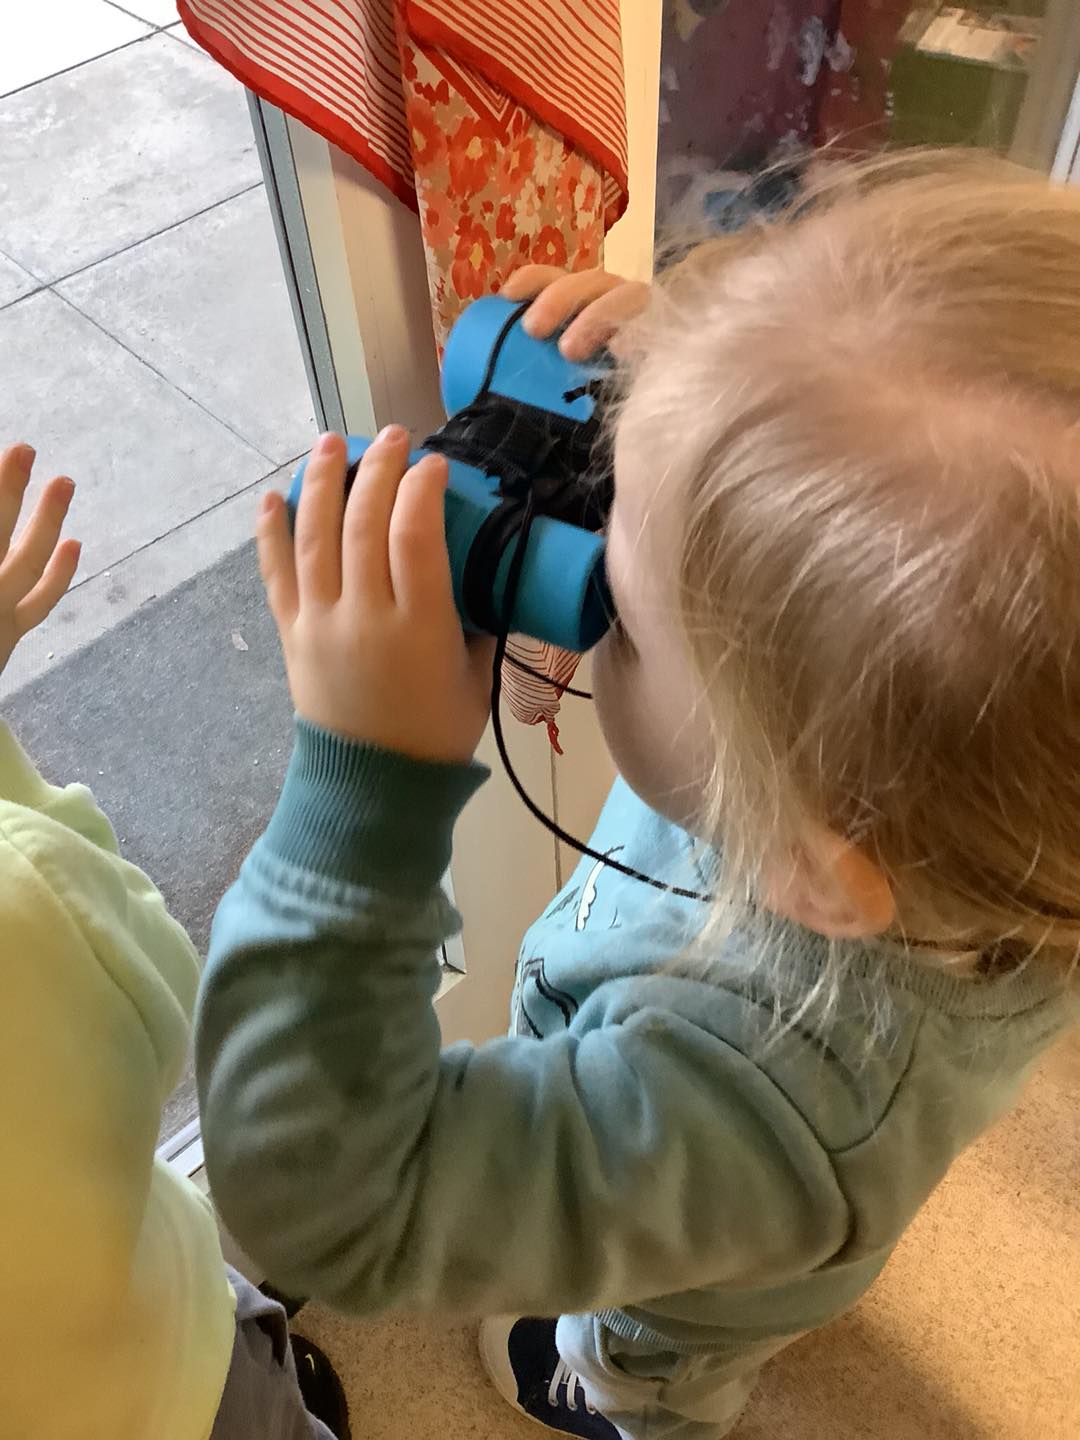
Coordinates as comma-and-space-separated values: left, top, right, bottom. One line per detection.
196, 723, 850, 1318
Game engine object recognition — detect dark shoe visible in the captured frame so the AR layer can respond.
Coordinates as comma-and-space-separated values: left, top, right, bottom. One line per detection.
260, 1280, 307, 1319
290, 1333, 352, 1440
480, 1316, 622, 1438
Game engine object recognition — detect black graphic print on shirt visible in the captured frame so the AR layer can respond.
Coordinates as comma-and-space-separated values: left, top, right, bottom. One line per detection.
512, 848, 623, 1037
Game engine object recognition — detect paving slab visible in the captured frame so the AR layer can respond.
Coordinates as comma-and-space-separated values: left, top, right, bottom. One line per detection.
0, 33, 259, 282
1, 0, 149, 98
0, 289, 270, 586
59, 187, 315, 463
0, 463, 295, 698
0, 252, 40, 309
165, 22, 200, 50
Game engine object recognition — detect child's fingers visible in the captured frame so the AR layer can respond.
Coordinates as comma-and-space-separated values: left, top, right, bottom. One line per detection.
519, 270, 630, 341
257, 492, 298, 625
500, 265, 567, 302
0, 474, 75, 603
557, 281, 651, 362
343, 426, 410, 606
14, 538, 81, 634
0, 444, 35, 561
388, 454, 453, 614
294, 432, 347, 604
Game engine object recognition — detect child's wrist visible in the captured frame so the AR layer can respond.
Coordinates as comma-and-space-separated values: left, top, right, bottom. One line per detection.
262, 719, 488, 896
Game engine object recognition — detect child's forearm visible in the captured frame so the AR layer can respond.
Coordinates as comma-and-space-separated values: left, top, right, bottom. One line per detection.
195, 721, 490, 1305
195, 723, 849, 1319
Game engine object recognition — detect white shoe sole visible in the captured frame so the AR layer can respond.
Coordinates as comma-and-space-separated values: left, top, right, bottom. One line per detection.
478, 1315, 548, 1429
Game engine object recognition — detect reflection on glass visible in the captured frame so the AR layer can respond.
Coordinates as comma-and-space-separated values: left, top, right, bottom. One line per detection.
656, 2, 1080, 225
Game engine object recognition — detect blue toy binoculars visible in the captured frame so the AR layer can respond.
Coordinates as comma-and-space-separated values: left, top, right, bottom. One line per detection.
288, 297, 615, 652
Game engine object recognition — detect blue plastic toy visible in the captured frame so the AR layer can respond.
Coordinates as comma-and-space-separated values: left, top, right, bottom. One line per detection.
288, 296, 614, 652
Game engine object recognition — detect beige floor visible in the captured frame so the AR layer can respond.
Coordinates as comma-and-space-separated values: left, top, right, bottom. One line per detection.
297, 1034, 1079, 1440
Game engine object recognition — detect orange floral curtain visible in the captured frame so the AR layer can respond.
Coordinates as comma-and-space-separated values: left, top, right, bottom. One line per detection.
402, 37, 606, 350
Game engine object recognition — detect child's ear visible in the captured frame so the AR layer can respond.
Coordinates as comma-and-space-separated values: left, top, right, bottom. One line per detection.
764, 824, 895, 940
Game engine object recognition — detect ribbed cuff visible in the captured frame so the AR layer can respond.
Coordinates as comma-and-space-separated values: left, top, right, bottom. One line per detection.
263, 720, 489, 895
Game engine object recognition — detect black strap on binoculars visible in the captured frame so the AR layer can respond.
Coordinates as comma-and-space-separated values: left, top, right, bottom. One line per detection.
421, 302, 615, 635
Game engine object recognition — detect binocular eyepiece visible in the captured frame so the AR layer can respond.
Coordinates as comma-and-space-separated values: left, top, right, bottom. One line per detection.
288, 297, 615, 653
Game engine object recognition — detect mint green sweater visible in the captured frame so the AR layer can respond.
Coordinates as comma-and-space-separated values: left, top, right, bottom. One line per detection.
0, 723, 235, 1440
195, 722, 1075, 1356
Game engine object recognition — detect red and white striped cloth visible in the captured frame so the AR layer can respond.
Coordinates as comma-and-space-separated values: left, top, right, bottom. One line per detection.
502, 638, 584, 752
176, 0, 628, 227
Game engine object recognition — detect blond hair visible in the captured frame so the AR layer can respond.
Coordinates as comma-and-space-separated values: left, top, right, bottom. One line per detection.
620, 151, 1080, 979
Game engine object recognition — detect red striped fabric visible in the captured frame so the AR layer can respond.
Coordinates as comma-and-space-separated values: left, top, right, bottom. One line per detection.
177, 0, 628, 226
502, 637, 584, 749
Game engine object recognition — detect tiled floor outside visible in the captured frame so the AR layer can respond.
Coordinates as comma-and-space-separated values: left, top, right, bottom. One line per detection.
0, 2, 315, 700
2, 3, 315, 1140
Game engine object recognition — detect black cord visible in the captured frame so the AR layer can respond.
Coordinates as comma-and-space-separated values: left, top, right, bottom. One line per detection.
480, 303, 527, 392
490, 506, 709, 905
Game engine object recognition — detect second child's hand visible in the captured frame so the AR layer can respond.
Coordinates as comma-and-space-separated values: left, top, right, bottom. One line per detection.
0, 444, 81, 677
258, 428, 495, 766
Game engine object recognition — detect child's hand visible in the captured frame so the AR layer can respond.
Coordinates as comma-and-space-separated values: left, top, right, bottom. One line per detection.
0, 444, 81, 677
259, 429, 494, 764
501, 266, 650, 362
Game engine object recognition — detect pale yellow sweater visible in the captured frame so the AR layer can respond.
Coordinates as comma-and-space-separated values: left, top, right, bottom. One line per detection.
0, 723, 235, 1440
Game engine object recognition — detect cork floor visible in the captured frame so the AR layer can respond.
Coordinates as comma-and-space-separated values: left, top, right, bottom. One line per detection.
295, 1032, 1079, 1440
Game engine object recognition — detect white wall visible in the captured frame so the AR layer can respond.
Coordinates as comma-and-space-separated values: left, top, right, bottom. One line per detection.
604, 0, 662, 282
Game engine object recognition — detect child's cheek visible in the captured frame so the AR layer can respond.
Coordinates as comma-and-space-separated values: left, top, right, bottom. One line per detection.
592, 633, 682, 818
591, 631, 636, 756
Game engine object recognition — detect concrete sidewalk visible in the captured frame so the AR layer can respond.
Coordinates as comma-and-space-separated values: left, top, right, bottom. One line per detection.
0, 4, 314, 699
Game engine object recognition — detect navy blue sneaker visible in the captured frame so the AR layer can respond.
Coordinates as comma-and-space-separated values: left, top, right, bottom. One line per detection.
479, 1317, 623, 1438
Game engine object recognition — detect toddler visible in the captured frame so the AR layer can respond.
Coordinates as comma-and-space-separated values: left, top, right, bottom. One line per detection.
0, 443, 349, 1439
195, 152, 1080, 1440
